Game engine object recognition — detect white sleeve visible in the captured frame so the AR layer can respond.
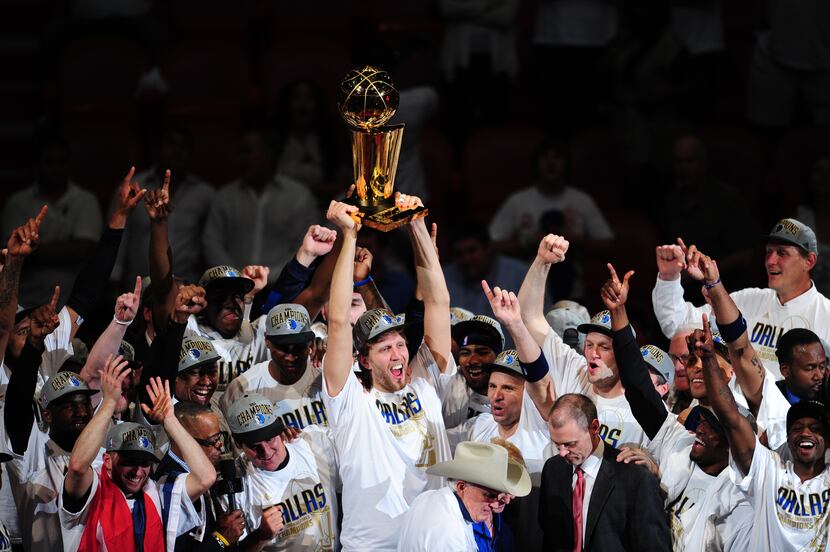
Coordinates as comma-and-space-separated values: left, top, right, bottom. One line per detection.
645, 413, 691, 466
720, 499, 754, 552
40, 307, 74, 380
488, 195, 518, 241
753, 369, 790, 451
651, 277, 712, 339
58, 468, 99, 527
729, 435, 775, 504
541, 328, 589, 395
172, 476, 203, 537
410, 341, 458, 397
321, 366, 362, 428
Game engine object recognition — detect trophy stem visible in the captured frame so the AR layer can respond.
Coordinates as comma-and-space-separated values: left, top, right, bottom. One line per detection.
350, 123, 405, 211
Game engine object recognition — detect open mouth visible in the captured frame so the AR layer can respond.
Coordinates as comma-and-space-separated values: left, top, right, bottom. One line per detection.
390, 364, 404, 380
492, 404, 504, 416
466, 367, 484, 378
690, 377, 704, 386
798, 440, 816, 452
767, 270, 781, 278
223, 311, 240, 322
191, 388, 212, 401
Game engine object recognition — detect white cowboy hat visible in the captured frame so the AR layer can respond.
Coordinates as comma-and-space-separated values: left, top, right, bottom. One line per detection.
427, 441, 531, 497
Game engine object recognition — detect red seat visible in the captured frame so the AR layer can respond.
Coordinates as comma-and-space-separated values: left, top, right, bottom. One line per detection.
163, 40, 250, 116
59, 37, 147, 114
461, 125, 545, 222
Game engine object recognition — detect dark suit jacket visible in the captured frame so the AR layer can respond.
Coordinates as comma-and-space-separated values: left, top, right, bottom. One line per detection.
538, 445, 671, 552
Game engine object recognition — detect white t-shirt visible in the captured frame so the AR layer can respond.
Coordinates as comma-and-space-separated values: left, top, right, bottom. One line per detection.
397, 486, 477, 552
321, 343, 454, 551
220, 360, 329, 431
6, 428, 103, 552
730, 436, 830, 551
0, 364, 19, 545
439, 371, 490, 430
652, 277, 830, 379
489, 185, 614, 245
647, 414, 752, 551
58, 467, 200, 552
224, 430, 339, 551
38, 306, 75, 397
185, 314, 269, 391
453, 390, 554, 486
541, 328, 649, 449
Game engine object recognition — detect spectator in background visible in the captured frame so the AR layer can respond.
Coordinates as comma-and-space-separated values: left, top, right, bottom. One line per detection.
796, 154, 830, 294
270, 79, 346, 207
202, 128, 317, 282
111, 129, 214, 287
1, 136, 102, 307
489, 138, 613, 301
390, 85, 439, 203
444, 220, 528, 316
439, 0, 519, 131
533, 0, 617, 131
661, 135, 756, 288
356, 231, 415, 314
746, 0, 830, 127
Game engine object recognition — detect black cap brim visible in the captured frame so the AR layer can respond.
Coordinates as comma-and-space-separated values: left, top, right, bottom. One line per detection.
233, 418, 286, 446
452, 320, 502, 343
684, 406, 727, 440
108, 449, 160, 464
267, 331, 316, 346
46, 388, 99, 408
576, 323, 611, 336
786, 401, 830, 433
205, 277, 254, 295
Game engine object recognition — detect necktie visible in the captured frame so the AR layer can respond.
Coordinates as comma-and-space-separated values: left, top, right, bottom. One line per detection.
132, 491, 146, 552
573, 467, 585, 552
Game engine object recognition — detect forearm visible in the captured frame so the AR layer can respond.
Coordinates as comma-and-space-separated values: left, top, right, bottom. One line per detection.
149, 220, 176, 325
518, 256, 551, 345
5, 341, 42, 453
612, 327, 666, 439
0, 255, 23, 334
409, 221, 451, 371
294, 236, 343, 320
357, 280, 390, 311
80, 318, 129, 392
261, 257, 318, 313
68, 398, 116, 475
505, 319, 541, 364
164, 416, 216, 498
66, 227, 124, 323
323, 231, 357, 395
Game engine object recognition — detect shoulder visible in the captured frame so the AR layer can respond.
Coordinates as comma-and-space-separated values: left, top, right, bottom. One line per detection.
562, 186, 599, 204
66, 182, 99, 203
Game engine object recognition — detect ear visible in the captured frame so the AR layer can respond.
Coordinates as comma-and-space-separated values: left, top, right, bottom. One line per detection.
805, 252, 818, 272
454, 480, 466, 495
588, 418, 600, 435
103, 452, 113, 472
780, 363, 792, 379
358, 354, 371, 372
42, 408, 53, 425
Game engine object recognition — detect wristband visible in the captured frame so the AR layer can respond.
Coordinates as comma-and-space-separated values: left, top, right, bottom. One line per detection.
703, 278, 721, 290
212, 531, 229, 548
354, 276, 373, 288
519, 352, 549, 383
113, 315, 133, 326
718, 313, 747, 343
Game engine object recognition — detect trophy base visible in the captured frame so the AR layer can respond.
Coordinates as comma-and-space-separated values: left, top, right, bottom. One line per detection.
358, 204, 429, 232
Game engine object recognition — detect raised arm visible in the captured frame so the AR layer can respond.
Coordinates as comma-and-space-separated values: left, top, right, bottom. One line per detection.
518, 234, 569, 346
65, 355, 131, 499
652, 238, 712, 338
407, 196, 451, 373
323, 201, 361, 397
353, 246, 390, 311
601, 263, 667, 439
693, 315, 756, 475
0, 205, 47, 361
142, 377, 215, 499
145, 170, 178, 329
695, 253, 764, 408
484, 280, 556, 419
79, 276, 141, 394
294, 226, 343, 320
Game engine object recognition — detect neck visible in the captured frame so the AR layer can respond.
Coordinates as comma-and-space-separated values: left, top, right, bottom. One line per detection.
696, 456, 728, 476
268, 360, 304, 385
776, 280, 812, 304
593, 379, 624, 399
795, 459, 826, 483
497, 419, 520, 439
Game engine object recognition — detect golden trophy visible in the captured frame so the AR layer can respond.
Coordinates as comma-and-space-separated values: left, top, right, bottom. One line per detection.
338, 66, 428, 231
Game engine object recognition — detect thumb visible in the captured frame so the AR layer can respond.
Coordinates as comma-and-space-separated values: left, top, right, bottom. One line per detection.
622, 270, 635, 286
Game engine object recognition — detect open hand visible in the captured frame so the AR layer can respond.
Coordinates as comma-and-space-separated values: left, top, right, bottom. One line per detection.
99, 354, 132, 403
29, 285, 61, 345
482, 280, 521, 328
141, 376, 174, 423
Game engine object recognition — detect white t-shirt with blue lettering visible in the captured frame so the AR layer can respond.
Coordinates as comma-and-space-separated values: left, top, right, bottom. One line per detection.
322, 343, 453, 552
730, 436, 830, 551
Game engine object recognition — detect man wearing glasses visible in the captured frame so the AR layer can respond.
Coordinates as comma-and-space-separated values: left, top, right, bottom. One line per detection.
667, 326, 697, 414
220, 303, 329, 434
154, 401, 246, 550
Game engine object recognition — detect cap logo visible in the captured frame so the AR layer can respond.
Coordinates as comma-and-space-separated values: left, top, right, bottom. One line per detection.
777, 219, 799, 236
642, 345, 664, 362
226, 270, 239, 277
138, 435, 151, 449
269, 308, 310, 331
189, 349, 201, 360
236, 402, 273, 427
600, 312, 611, 324
381, 314, 393, 325
503, 353, 516, 365
179, 339, 214, 362
462, 336, 469, 346
255, 412, 267, 426
51, 372, 82, 391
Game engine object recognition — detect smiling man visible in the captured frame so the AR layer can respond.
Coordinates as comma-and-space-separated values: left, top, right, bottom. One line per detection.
224, 393, 338, 551
653, 218, 830, 378
775, 328, 829, 404
220, 303, 329, 432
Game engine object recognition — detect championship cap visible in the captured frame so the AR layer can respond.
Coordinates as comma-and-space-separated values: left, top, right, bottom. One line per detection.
118, 340, 142, 369
450, 307, 474, 326
266, 303, 315, 345
640, 345, 674, 387
766, 218, 818, 255
198, 265, 254, 295
105, 422, 158, 463
786, 400, 830, 434
226, 393, 285, 445
452, 315, 505, 354
178, 336, 221, 374
578, 310, 613, 337
38, 371, 97, 410
482, 349, 524, 379
353, 308, 406, 350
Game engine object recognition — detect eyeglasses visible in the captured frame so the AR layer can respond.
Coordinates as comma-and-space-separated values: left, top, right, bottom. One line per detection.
669, 353, 690, 366
194, 433, 223, 448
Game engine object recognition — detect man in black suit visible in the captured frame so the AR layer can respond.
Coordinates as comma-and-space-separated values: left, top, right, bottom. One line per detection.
538, 394, 670, 552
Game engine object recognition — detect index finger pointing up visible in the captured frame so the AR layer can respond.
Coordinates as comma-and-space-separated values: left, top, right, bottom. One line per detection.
34, 204, 48, 226
133, 275, 142, 297
162, 169, 171, 193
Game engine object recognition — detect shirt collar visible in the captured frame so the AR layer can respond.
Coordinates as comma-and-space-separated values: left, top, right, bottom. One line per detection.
576, 439, 604, 479
167, 449, 190, 472
780, 281, 817, 307
453, 490, 478, 525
